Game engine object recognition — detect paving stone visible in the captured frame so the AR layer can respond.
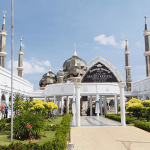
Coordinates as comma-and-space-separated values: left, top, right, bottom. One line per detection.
70, 116, 150, 150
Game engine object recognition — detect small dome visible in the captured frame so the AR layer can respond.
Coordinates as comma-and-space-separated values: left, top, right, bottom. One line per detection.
57, 69, 64, 77
68, 66, 83, 77
39, 70, 57, 87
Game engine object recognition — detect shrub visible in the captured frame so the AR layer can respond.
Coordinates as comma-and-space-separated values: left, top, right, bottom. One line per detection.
134, 121, 150, 132
0, 122, 5, 131
0, 114, 71, 150
13, 112, 45, 140
105, 114, 137, 124
13, 94, 24, 115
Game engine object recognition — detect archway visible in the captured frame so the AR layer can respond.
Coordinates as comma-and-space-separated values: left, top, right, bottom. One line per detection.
74, 57, 126, 126
1, 94, 6, 106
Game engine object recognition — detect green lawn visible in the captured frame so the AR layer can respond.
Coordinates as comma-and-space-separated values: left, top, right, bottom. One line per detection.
0, 131, 56, 146
38, 131, 55, 145
0, 116, 63, 146
0, 131, 20, 146
44, 116, 63, 125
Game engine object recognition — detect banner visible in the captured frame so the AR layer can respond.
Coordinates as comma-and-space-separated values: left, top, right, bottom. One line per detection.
82, 62, 118, 83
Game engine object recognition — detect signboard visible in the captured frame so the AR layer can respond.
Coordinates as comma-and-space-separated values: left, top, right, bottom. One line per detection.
82, 62, 118, 82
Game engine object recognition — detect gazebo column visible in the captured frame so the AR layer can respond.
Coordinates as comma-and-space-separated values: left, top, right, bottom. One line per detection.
118, 82, 126, 126
103, 96, 107, 115
100, 95, 102, 116
73, 93, 76, 117
57, 97, 60, 114
90, 95, 92, 116
143, 95, 145, 101
66, 96, 69, 114
114, 95, 118, 114
107, 100, 110, 111
30, 97, 33, 101
44, 96, 47, 102
75, 83, 81, 127
5, 92, 9, 106
61, 96, 64, 115
96, 94, 99, 116
53, 95, 56, 115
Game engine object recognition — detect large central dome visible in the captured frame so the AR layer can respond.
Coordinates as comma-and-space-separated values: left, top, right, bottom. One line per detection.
63, 45, 87, 72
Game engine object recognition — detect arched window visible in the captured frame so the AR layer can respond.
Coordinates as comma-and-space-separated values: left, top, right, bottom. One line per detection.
146, 96, 149, 100
1, 94, 6, 100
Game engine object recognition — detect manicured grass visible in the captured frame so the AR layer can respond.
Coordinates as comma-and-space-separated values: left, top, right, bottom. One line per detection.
45, 116, 63, 125
0, 131, 21, 146
38, 131, 55, 145
0, 131, 56, 146
0, 116, 63, 146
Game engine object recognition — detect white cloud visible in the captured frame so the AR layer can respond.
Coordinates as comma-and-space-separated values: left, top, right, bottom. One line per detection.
94, 47, 99, 49
135, 65, 145, 69
119, 41, 126, 49
7, 57, 50, 75
30, 57, 51, 66
94, 34, 125, 49
136, 42, 140, 46
7, 60, 18, 75
43, 60, 51, 66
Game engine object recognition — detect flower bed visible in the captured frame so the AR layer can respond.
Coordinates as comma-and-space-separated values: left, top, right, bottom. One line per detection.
0, 114, 71, 150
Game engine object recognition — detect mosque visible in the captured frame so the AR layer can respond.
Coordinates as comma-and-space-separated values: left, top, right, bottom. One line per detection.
0, 11, 150, 127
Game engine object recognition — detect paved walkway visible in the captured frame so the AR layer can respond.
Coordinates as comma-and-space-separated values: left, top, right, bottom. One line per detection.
70, 116, 121, 127
70, 116, 150, 150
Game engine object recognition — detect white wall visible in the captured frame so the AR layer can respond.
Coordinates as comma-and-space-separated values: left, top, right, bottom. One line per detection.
0, 66, 33, 106
132, 76, 150, 100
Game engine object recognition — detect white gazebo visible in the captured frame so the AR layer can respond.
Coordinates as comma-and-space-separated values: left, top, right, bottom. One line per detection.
43, 57, 126, 127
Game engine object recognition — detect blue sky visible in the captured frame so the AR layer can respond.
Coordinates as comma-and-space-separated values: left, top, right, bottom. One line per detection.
1, 0, 150, 90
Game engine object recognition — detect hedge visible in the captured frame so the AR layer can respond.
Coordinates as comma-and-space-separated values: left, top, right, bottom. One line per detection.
134, 121, 150, 132
105, 114, 150, 132
0, 114, 71, 150
105, 114, 137, 124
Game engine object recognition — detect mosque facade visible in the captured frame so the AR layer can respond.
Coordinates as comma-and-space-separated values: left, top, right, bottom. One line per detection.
0, 12, 33, 111
0, 11, 150, 127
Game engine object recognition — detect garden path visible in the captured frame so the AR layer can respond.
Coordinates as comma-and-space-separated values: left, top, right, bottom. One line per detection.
71, 116, 150, 150
70, 116, 121, 127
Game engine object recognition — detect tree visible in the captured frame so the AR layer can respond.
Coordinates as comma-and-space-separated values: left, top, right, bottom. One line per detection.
142, 100, 150, 121
13, 94, 24, 115
126, 98, 143, 118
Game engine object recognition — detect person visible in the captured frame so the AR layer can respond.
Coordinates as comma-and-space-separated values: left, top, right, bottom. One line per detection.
1, 102, 5, 119
1, 107, 5, 119
4, 106, 8, 119
2, 102, 5, 109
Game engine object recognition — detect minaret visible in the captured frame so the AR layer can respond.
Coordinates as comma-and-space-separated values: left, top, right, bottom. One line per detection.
143, 13, 150, 77
124, 39, 132, 91
0, 11, 7, 68
73, 44, 77, 56
17, 37, 24, 77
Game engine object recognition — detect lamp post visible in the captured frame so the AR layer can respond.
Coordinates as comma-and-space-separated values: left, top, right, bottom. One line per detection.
11, 0, 14, 142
